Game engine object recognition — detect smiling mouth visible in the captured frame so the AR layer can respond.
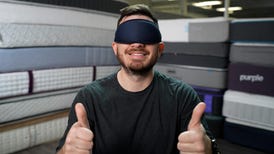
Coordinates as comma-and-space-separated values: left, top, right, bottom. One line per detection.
129, 53, 146, 56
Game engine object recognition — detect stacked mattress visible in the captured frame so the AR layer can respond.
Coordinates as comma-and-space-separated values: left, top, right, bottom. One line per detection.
155, 17, 230, 137
0, 1, 121, 153
223, 18, 274, 153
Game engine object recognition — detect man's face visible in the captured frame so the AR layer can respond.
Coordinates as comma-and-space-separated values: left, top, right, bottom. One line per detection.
112, 15, 163, 75
113, 42, 161, 75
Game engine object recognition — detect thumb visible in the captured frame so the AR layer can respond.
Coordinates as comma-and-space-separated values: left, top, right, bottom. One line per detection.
75, 103, 90, 129
188, 102, 206, 130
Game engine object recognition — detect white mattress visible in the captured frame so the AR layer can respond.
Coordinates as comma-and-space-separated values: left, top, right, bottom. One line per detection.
0, 0, 118, 29
0, 71, 29, 98
158, 17, 229, 42
223, 90, 274, 131
33, 66, 93, 93
0, 88, 78, 123
0, 1, 118, 47
0, 116, 68, 154
0, 23, 115, 47
154, 64, 227, 89
95, 65, 120, 80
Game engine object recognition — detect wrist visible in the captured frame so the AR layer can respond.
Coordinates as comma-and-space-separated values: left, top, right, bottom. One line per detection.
211, 138, 220, 154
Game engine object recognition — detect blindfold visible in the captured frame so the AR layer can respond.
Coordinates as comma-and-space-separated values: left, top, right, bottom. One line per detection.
114, 19, 162, 44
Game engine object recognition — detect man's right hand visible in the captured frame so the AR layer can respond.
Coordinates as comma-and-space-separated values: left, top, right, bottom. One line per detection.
58, 103, 94, 154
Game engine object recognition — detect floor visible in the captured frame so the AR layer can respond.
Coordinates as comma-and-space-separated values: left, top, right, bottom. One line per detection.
12, 138, 267, 154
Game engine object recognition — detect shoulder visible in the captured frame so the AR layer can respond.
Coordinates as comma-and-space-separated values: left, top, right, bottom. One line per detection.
154, 70, 193, 90
80, 73, 117, 93
154, 70, 198, 99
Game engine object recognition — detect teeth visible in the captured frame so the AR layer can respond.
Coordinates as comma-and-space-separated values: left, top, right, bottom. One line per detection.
133, 53, 144, 56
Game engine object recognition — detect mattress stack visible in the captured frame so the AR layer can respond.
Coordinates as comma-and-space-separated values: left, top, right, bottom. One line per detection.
0, 1, 121, 153
222, 18, 274, 153
155, 17, 230, 137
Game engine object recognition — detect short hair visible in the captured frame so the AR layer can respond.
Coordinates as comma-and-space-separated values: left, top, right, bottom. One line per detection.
117, 4, 158, 26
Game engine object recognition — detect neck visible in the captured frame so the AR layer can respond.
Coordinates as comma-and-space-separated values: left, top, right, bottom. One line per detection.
117, 68, 154, 92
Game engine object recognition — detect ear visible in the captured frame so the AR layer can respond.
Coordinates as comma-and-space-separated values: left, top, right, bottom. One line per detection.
112, 42, 118, 55
158, 42, 164, 57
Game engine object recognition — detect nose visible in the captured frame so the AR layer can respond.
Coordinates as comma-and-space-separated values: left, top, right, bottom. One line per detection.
130, 43, 145, 48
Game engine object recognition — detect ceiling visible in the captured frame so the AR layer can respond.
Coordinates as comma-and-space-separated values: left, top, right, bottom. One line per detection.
114, 0, 274, 19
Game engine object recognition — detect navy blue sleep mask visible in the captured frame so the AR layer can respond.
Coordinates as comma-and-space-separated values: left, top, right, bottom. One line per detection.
114, 19, 162, 44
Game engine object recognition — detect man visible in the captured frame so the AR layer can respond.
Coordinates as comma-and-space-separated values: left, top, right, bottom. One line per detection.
56, 4, 218, 154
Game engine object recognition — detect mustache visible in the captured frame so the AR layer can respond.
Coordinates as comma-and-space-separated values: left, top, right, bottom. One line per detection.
126, 47, 148, 54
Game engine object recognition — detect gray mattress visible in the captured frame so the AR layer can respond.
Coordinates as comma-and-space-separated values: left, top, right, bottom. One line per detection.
164, 42, 229, 57
230, 43, 274, 67
0, 88, 78, 124
154, 64, 227, 89
158, 17, 229, 42
158, 53, 228, 68
0, 46, 118, 72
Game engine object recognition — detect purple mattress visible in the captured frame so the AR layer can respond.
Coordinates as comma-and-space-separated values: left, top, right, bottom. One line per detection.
228, 62, 274, 96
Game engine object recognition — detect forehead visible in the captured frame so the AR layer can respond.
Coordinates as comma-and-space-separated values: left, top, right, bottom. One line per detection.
120, 15, 154, 24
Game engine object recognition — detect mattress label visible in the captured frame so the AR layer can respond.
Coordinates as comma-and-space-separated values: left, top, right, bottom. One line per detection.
239, 74, 264, 82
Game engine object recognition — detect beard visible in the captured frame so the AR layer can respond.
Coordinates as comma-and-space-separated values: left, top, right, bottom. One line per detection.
116, 48, 158, 76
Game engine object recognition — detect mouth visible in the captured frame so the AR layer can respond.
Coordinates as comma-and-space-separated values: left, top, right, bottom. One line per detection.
128, 51, 148, 60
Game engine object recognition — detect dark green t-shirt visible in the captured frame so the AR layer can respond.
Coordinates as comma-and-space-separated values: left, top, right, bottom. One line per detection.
57, 70, 212, 154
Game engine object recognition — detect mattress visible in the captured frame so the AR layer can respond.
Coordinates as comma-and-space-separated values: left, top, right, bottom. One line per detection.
164, 42, 229, 57
95, 65, 121, 80
154, 64, 227, 89
0, 71, 29, 98
0, 88, 78, 124
0, 46, 118, 72
0, 111, 68, 154
0, 66, 93, 99
0, 0, 118, 29
222, 90, 274, 131
228, 63, 274, 96
192, 86, 225, 115
224, 120, 274, 153
32, 66, 93, 93
0, 23, 115, 48
230, 43, 274, 67
158, 53, 228, 68
159, 17, 229, 42
0, 1, 118, 48
230, 18, 274, 43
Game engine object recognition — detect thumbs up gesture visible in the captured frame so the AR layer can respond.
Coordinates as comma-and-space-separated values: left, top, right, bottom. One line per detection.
60, 103, 94, 154
177, 102, 212, 154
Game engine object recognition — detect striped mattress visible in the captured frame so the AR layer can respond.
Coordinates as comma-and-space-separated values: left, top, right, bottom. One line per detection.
222, 90, 274, 131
